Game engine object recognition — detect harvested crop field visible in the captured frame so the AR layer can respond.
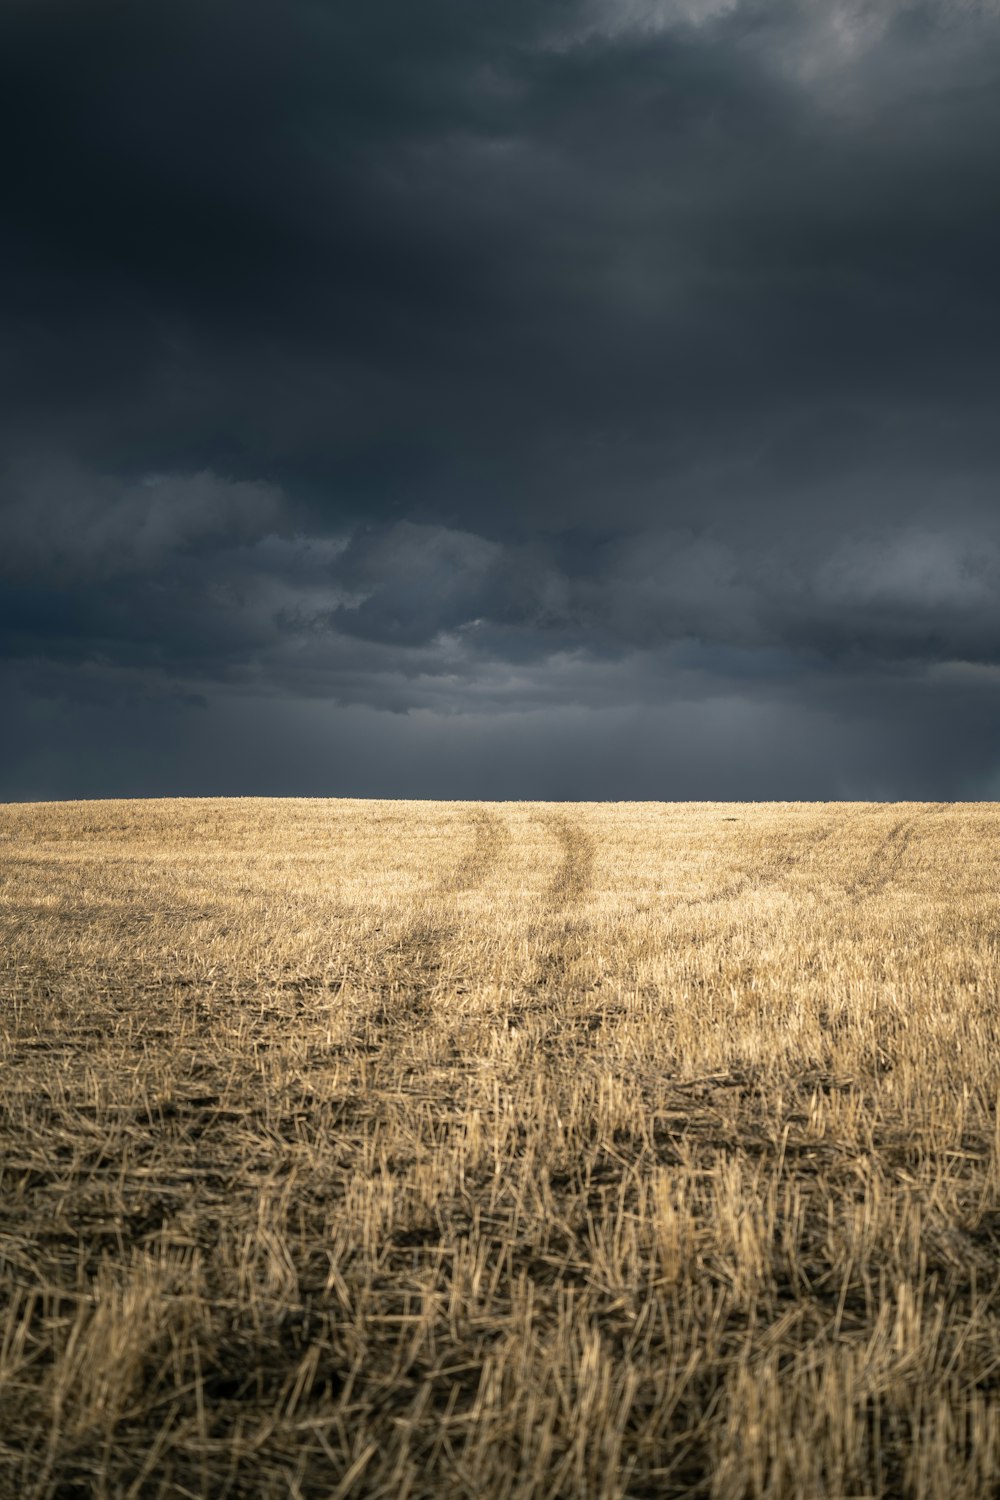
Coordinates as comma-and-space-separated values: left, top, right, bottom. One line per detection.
2, 797, 1000, 1499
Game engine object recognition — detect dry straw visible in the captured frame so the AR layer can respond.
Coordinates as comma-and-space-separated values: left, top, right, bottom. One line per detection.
1, 796, 999, 1497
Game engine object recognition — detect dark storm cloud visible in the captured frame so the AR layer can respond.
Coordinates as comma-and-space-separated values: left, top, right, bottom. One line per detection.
3, 0, 1000, 797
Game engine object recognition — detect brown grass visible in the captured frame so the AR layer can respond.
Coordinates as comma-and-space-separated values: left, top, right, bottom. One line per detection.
2, 797, 1000, 1499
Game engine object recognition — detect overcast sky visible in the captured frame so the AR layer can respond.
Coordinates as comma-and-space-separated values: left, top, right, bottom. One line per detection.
3, 0, 1000, 800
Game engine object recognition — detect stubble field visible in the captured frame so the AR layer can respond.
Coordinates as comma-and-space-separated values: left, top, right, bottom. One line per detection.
2, 798, 1000, 1499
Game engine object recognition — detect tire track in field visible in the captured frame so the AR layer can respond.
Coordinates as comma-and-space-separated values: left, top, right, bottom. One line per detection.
437, 807, 509, 894
673, 818, 839, 913
543, 812, 597, 905
366, 918, 446, 1030
361, 806, 508, 1054
506, 812, 599, 1027
846, 803, 950, 900
531, 811, 832, 1026
845, 816, 916, 900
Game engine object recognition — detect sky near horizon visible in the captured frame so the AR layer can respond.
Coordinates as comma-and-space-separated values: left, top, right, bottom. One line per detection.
3, 0, 1000, 801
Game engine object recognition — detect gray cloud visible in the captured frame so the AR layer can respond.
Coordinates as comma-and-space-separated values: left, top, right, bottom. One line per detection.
0, 460, 287, 583
2, 0, 1000, 797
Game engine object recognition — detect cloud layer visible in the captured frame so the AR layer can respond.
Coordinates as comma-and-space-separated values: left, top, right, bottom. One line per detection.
3, 0, 1000, 797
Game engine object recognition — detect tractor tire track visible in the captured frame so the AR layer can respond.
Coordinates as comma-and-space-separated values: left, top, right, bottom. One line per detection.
369, 921, 444, 1022
437, 807, 509, 894
846, 817, 916, 900
544, 812, 597, 905
673, 818, 839, 914
503, 812, 599, 1033
361, 807, 509, 1057
846, 803, 950, 901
